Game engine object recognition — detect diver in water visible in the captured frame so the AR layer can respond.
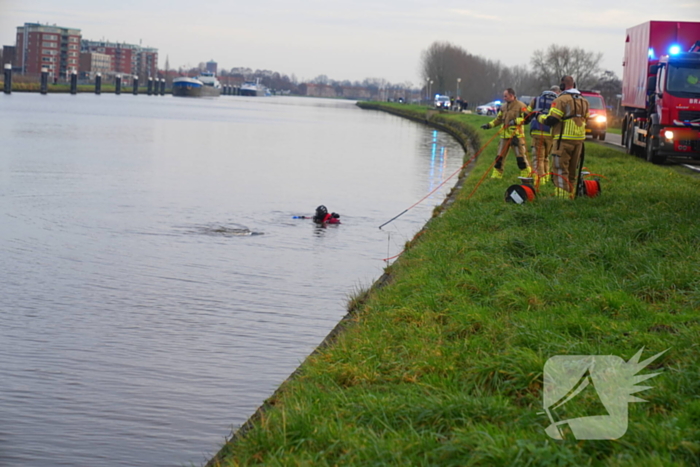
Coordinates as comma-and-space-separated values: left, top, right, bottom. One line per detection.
312, 205, 340, 224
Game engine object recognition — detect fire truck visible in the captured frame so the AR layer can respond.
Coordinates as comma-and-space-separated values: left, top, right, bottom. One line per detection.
621, 21, 700, 164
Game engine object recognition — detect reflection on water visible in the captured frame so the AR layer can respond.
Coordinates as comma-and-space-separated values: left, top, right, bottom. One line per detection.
0, 94, 465, 467
429, 129, 451, 193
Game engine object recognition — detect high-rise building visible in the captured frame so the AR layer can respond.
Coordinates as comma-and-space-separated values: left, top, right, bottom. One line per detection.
16, 23, 81, 78
206, 60, 217, 75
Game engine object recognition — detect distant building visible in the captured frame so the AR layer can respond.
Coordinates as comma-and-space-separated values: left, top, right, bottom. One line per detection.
305, 83, 337, 98
206, 60, 217, 74
15, 23, 81, 78
2, 46, 16, 68
138, 47, 158, 79
341, 86, 371, 100
79, 51, 112, 79
82, 40, 158, 80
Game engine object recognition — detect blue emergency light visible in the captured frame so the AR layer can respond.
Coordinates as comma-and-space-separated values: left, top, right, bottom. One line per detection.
669, 44, 682, 55
648, 47, 655, 59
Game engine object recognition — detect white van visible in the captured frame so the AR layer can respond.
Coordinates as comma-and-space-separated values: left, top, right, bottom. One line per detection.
434, 95, 451, 109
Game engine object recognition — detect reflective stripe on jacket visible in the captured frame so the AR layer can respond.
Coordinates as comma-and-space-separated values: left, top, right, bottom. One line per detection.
537, 91, 589, 141
486, 99, 528, 139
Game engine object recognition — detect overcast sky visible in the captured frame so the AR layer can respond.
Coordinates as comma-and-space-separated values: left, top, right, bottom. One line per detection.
1, 0, 699, 85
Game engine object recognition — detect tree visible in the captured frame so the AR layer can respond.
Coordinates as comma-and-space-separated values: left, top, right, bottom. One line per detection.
531, 45, 603, 90
312, 74, 330, 85
591, 70, 623, 117
420, 41, 539, 107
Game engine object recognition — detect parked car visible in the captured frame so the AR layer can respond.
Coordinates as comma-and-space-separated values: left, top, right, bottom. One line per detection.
580, 90, 607, 140
434, 95, 451, 109
476, 100, 501, 115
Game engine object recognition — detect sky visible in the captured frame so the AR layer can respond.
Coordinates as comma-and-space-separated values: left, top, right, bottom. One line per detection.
1, 0, 699, 86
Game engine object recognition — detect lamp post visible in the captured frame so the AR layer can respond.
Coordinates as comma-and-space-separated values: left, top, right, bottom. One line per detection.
457, 78, 461, 98
425, 77, 430, 104
429, 80, 433, 104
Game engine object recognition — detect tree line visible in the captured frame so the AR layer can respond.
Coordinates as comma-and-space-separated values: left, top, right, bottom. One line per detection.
168, 41, 622, 109
421, 41, 622, 111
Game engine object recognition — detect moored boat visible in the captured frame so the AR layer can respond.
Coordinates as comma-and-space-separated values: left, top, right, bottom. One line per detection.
196, 71, 222, 97
240, 78, 268, 96
172, 72, 222, 97
172, 77, 204, 97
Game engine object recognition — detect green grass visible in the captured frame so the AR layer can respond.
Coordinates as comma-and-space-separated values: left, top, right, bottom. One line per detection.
209, 102, 700, 467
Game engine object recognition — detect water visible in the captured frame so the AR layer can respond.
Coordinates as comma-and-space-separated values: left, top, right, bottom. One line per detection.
0, 93, 465, 466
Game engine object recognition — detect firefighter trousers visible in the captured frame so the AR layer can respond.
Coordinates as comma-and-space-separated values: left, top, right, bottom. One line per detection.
551, 139, 583, 192
494, 137, 531, 174
530, 134, 553, 178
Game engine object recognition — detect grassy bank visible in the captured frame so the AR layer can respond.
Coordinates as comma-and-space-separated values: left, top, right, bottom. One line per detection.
210, 103, 700, 466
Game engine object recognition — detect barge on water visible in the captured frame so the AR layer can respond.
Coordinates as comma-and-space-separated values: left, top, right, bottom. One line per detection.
172, 72, 222, 97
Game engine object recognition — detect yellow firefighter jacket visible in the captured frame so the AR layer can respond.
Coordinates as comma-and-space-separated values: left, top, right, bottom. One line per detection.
485, 99, 529, 139
537, 90, 590, 141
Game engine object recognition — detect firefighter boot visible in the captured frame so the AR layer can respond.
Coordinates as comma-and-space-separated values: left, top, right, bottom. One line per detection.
554, 186, 571, 199
519, 168, 532, 178
491, 169, 503, 179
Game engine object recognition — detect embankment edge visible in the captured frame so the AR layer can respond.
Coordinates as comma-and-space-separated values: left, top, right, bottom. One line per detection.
205, 103, 481, 467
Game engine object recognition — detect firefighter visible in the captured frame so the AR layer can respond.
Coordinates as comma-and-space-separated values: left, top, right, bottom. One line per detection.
480, 88, 532, 179
527, 86, 560, 184
537, 76, 590, 198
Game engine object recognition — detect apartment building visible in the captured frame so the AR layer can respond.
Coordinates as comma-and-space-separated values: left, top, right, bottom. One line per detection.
138, 47, 158, 79
79, 51, 112, 79
82, 41, 158, 79
15, 23, 81, 78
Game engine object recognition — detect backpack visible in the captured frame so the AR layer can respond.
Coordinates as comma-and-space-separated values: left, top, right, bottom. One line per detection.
530, 91, 558, 134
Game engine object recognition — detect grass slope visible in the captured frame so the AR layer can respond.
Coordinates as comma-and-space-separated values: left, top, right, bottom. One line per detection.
211, 104, 700, 467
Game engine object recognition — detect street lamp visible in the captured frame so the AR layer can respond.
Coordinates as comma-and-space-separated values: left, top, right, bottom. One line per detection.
425, 77, 430, 103
429, 80, 433, 103
457, 77, 461, 97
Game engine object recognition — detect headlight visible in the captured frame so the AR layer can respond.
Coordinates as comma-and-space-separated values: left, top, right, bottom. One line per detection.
664, 130, 674, 140
595, 115, 607, 123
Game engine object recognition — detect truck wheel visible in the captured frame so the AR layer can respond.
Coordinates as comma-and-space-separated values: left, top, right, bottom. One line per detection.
625, 121, 637, 156
645, 136, 667, 164
599, 132, 606, 141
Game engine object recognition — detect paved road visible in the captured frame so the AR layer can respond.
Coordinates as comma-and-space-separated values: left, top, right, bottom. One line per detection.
589, 131, 700, 173
590, 132, 622, 149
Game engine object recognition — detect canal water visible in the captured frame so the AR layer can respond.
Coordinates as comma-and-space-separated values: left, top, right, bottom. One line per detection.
0, 93, 465, 466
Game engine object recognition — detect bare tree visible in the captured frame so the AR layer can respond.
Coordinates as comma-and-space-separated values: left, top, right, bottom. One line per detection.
531, 45, 603, 90
592, 70, 622, 116
420, 41, 539, 107
312, 74, 329, 85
